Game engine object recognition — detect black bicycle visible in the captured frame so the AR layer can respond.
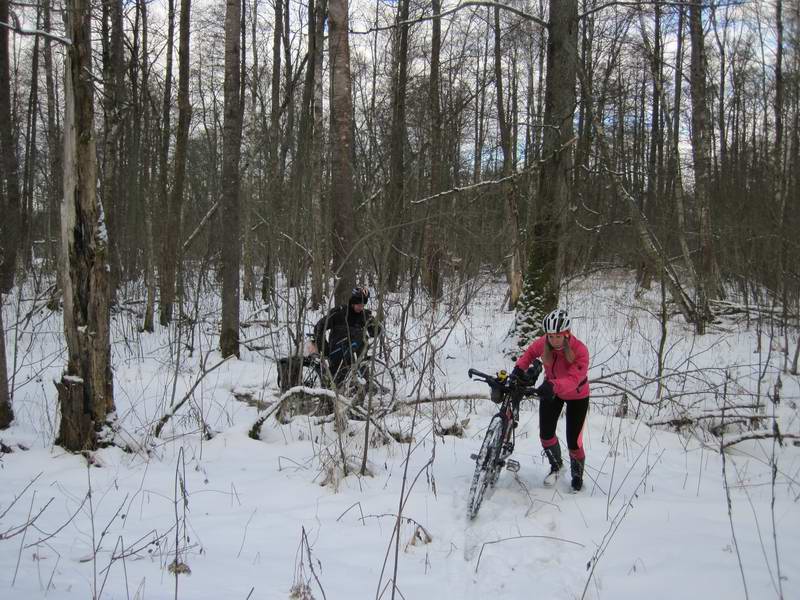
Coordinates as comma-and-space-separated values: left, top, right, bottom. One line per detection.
277, 336, 396, 417
466, 364, 541, 520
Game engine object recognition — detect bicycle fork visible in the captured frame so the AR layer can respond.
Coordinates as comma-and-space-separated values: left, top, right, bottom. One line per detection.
501, 426, 520, 473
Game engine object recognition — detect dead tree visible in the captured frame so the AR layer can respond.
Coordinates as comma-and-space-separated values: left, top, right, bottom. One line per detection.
57, 0, 116, 451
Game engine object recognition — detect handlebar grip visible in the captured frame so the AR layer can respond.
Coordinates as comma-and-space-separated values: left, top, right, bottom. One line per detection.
468, 368, 494, 380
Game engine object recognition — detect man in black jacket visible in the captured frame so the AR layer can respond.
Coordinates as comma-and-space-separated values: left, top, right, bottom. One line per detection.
313, 287, 380, 383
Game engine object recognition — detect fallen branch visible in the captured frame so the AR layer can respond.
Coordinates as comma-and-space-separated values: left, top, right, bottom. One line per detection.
153, 354, 232, 438
721, 431, 800, 450
648, 412, 768, 428
248, 386, 394, 445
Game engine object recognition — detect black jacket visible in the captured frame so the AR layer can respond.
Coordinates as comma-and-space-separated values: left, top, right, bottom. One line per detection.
314, 305, 380, 355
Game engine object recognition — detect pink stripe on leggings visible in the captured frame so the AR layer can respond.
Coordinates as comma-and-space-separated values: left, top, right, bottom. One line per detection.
569, 420, 587, 460
540, 436, 558, 448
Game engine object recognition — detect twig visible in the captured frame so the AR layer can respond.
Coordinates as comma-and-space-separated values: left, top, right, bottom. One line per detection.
475, 535, 584, 572
719, 376, 750, 600
154, 354, 232, 438
11, 491, 36, 586
581, 452, 663, 599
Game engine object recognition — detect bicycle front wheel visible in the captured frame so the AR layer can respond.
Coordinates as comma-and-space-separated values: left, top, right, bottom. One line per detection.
466, 417, 504, 520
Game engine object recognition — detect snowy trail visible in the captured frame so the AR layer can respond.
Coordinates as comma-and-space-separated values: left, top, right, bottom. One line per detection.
1, 277, 798, 599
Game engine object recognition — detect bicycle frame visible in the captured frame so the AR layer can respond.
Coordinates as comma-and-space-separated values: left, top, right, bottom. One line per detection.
466, 365, 541, 519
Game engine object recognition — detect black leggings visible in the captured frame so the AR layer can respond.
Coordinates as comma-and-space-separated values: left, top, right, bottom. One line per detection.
539, 396, 590, 454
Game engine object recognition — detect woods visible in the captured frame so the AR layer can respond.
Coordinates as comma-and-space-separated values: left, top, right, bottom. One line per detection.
0, 4, 798, 599
0, 0, 797, 442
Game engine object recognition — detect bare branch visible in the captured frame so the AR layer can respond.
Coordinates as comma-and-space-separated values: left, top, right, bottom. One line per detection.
721, 431, 800, 450
351, 1, 548, 36
0, 18, 71, 45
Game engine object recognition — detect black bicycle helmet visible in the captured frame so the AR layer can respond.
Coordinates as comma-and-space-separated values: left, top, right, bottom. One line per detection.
349, 286, 370, 305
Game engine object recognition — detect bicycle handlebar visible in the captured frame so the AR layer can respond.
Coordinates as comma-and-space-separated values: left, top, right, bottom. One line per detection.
468, 367, 540, 397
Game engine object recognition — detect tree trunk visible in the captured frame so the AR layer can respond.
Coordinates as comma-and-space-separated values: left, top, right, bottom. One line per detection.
0, 0, 21, 292
310, 0, 327, 308
58, 0, 115, 451
43, 0, 62, 268
157, 0, 175, 324
20, 8, 41, 267
101, 0, 125, 295
688, 0, 716, 333
774, 0, 788, 329
421, 0, 443, 300
328, 0, 356, 304
493, 6, 524, 309
0, 294, 12, 428
529, 0, 578, 314
384, 0, 410, 291
220, 0, 243, 358
140, 0, 158, 333
160, 0, 192, 324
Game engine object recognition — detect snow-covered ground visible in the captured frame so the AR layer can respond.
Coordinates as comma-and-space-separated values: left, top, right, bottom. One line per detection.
1, 273, 798, 599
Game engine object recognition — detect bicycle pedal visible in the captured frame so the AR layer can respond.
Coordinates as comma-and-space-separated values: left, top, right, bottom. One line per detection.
505, 459, 520, 473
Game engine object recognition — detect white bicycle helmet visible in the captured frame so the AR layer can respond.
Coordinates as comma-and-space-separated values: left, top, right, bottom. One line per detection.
542, 309, 571, 334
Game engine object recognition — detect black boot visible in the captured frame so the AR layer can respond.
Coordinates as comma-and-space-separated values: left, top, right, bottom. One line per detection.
542, 444, 563, 487
570, 457, 585, 491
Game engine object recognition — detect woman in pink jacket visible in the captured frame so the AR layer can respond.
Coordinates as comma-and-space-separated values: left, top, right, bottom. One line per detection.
511, 308, 590, 491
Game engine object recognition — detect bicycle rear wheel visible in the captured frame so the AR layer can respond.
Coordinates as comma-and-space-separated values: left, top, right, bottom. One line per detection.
466, 417, 504, 520
348, 357, 397, 416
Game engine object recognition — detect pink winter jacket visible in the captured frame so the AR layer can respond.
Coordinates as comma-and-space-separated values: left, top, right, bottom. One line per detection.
515, 335, 590, 400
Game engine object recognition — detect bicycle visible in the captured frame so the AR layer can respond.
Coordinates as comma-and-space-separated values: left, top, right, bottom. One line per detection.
277, 336, 397, 417
466, 363, 542, 520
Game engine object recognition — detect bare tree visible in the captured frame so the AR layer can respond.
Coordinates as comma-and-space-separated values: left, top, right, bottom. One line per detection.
529, 0, 578, 313
160, 0, 192, 325
0, 0, 21, 293
100, 0, 126, 294
57, 0, 116, 451
0, 299, 11, 428
329, 0, 356, 303
421, 0, 443, 300
156, 0, 176, 325
384, 0, 410, 291
688, 0, 717, 332
220, 0, 243, 358
42, 0, 61, 268
493, 6, 524, 309
0, 0, 19, 427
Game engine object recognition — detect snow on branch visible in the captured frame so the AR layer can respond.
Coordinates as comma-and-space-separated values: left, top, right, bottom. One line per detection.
0, 18, 70, 46
721, 430, 800, 450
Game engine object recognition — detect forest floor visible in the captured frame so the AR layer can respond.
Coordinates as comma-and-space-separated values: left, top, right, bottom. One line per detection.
0, 272, 798, 599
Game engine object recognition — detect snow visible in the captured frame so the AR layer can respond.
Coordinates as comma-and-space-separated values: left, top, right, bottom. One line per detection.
1, 273, 798, 599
